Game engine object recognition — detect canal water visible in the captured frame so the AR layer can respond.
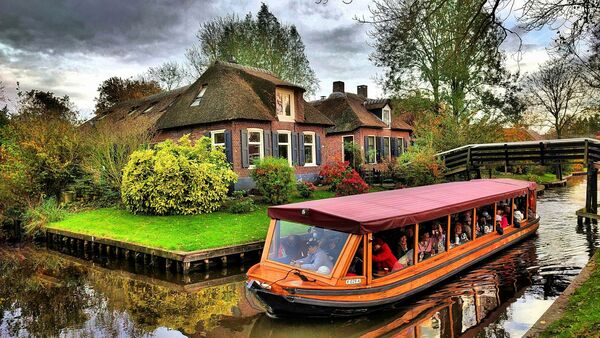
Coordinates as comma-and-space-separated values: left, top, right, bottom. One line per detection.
0, 178, 598, 337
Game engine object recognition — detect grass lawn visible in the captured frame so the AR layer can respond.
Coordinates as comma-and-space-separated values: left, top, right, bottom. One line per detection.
47, 190, 336, 252
540, 253, 600, 338
493, 172, 558, 184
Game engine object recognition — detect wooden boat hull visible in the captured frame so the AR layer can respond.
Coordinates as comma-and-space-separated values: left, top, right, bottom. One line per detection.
247, 218, 540, 318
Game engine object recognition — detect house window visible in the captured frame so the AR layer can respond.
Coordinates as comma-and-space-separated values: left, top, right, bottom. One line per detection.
366, 136, 376, 164
382, 108, 391, 128
278, 131, 292, 165
383, 136, 391, 160
143, 102, 157, 113
342, 135, 354, 163
276, 88, 295, 121
248, 129, 264, 167
398, 137, 405, 155
190, 86, 207, 107
304, 132, 316, 166
211, 130, 225, 148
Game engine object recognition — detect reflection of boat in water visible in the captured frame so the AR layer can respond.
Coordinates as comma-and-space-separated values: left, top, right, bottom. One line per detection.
243, 239, 540, 338
247, 179, 539, 317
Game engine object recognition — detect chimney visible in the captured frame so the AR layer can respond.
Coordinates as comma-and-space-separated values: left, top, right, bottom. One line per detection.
333, 81, 345, 93
357, 85, 368, 98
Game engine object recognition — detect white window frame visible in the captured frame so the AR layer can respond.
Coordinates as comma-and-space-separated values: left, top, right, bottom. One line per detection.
398, 137, 405, 155
190, 86, 207, 107
210, 129, 226, 148
383, 136, 391, 160
303, 131, 316, 167
342, 135, 354, 162
367, 135, 377, 164
277, 130, 292, 166
275, 88, 295, 122
247, 128, 264, 169
382, 107, 391, 128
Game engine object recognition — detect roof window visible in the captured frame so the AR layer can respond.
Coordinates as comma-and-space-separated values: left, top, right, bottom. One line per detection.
190, 86, 207, 107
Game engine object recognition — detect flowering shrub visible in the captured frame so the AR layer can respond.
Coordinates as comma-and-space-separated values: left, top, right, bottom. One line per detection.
319, 161, 352, 190
251, 157, 295, 205
121, 135, 237, 215
335, 170, 369, 196
297, 181, 316, 198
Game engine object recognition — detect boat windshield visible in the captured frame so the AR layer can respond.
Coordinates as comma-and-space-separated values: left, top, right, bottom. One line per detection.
267, 220, 350, 276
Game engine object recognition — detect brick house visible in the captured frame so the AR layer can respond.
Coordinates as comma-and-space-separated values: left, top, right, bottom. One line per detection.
153, 61, 334, 190
312, 81, 413, 170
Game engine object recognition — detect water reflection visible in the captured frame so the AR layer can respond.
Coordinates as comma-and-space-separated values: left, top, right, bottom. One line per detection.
0, 178, 598, 337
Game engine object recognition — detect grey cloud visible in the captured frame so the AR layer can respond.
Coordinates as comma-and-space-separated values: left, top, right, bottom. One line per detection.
304, 23, 371, 54
0, 0, 218, 60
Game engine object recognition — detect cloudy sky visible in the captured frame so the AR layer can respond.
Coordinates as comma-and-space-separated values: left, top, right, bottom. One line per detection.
0, 0, 555, 120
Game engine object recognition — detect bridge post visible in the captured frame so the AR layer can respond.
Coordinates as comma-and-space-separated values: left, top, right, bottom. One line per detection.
585, 162, 598, 216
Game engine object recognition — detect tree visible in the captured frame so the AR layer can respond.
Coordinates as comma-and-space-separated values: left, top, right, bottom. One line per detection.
16, 89, 77, 123
0, 80, 5, 103
94, 77, 162, 114
145, 61, 188, 90
368, 0, 510, 119
523, 58, 589, 139
185, 4, 319, 95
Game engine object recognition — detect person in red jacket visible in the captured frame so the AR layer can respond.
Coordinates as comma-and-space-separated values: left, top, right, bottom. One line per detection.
372, 238, 401, 273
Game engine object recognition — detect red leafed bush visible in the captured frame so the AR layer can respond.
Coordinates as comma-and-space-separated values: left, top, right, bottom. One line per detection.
319, 161, 351, 188
335, 169, 369, 196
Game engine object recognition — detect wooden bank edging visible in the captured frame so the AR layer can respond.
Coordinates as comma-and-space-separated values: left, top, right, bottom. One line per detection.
45, 227, 264, 273
523, 250, 599, 337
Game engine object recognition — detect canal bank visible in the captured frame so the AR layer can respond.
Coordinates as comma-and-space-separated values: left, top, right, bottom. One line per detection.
525, 250, 600, 338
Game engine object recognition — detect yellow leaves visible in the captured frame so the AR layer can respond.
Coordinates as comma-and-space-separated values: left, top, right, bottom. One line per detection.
122, 135, 238, 215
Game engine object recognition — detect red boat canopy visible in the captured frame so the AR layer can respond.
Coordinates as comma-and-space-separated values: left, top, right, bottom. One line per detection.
268, 179, 536, 234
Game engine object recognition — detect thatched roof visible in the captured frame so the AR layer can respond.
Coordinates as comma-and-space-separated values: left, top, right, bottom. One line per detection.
311, 92, 413, 134
81, 85, 189, 132
156, 61, 333, 130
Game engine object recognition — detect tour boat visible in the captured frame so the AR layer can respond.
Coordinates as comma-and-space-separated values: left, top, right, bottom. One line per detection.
246, 179, 539, 318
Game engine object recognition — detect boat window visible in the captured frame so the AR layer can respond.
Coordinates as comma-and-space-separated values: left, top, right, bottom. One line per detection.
450, 211, 472, 248
496, 200, 512, 230
372, 224, 415, 278
417, 217, 447, 263
514, 195, 527, 224
476, 204, 495, 237
267, 220, 350, 276
346, 240, 364, 277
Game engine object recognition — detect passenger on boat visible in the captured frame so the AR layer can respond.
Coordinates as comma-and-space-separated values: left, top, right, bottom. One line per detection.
514, 208, 524, 227
290, 239, 333, 274
396, 234, 411, 259
453, 223, 469, 247
418, 232, 435, 261
433, 222, 446, 253
497, 209, 509, 228
323, 234, 344, 261
477, 215, 492, 236
283, 235, 305, 262
372, 238, 401, 273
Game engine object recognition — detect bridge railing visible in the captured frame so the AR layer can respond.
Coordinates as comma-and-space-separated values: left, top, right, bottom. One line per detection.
437, 138, 600, 176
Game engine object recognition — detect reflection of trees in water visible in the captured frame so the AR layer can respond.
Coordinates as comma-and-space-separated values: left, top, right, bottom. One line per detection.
0, 248, 92, 337
0, 247, 244, 337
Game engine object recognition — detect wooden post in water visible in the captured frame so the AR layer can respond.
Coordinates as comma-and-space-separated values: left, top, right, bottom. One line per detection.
586, 162, 598, 219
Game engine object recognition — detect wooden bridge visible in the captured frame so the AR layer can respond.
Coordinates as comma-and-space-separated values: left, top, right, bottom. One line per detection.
436, 138, 600, 221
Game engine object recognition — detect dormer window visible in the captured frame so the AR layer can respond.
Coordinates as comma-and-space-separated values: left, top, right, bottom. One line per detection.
143, 102, 157, 113
276, 88, 295, 121
382, 107, 391, 128
128, 106, 140, 115
190, 86, 207, 107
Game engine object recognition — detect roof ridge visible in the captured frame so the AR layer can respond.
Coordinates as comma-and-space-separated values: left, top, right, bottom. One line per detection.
215, 60, 278, 78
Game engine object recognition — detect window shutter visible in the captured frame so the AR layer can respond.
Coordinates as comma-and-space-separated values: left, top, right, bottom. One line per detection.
292, 132, 299, 165
204, 131, 210, 138
264, 130, 272, 157
272, 131, 279, 158
316, 135, 322, 165
298, 132, 305, 166
376, 136, 383, 162
403, 138, 409, 152
391, 137, 398, 157
241, 129, 249, 168
364, 136, 369, 162
224, 130, 233, 163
